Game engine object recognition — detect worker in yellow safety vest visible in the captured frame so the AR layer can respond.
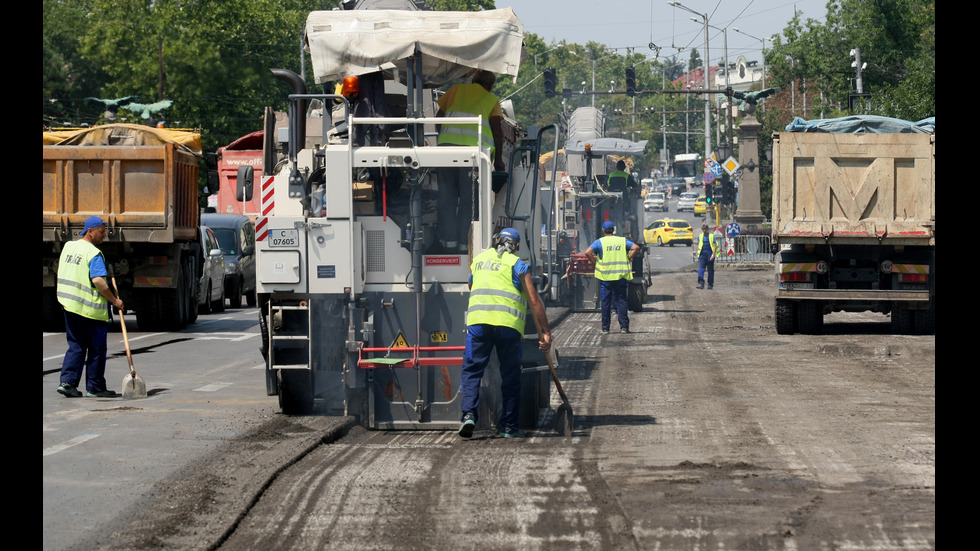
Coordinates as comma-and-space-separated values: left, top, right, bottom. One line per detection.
434, 70, 506, 253
695, 223, 720, 290
585, 220, 640, 334
56, 216, 125, 398
459, 228, 551, 439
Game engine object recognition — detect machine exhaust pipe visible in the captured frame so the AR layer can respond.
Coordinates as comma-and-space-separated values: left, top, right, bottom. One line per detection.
270, 68, 307, 153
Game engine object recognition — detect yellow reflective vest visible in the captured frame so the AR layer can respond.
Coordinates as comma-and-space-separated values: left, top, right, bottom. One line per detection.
466, 248, 528, 334
696, 232, 718, 257
437, 83, 499, 155
594, 235, 632, 281
57, 239, 109, 321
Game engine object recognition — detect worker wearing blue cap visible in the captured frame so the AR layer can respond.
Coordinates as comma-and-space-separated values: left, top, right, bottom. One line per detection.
56, 216, 125, 398
585, 220, 640, 334
459, 227, 551, 439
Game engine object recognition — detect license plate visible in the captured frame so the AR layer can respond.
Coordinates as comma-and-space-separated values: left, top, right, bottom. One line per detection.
268, 229, 298, 247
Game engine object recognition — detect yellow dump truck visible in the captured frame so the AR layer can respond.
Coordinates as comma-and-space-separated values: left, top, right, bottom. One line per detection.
43, 124, 204, 331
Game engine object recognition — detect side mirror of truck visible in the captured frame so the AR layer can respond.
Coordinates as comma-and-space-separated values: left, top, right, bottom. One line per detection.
237, 165, 254, 202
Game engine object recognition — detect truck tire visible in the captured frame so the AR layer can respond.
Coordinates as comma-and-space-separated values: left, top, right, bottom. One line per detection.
798, 300, 823, 334
278, 369, 314, 415
775, 299, 797, 335
136, 290, 161, 331
158, 263, 187, 330
891, 305, 912, 334
227, 277, 242, 309
913, 304, 935, 335
43, 287, 66, 333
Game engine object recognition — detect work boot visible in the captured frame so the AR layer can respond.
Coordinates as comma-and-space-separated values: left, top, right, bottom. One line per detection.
458, 412, 476, 439
620, 327, 630, 334
86, 389, 120, 398
57, 383, 82, 398
500, 425, 525, 438
696, 284, 704, 290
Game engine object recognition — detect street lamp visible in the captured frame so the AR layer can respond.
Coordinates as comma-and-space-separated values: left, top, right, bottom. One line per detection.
732, 28, 772, 92
693, 17, 729, 150
669, 1, 711, 159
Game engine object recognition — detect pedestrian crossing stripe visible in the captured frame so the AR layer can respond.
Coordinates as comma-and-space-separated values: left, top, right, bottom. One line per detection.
391, 332, 410, 348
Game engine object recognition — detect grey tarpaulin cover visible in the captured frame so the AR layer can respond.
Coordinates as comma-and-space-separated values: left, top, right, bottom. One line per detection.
784, 115, 935, 134
305, 8, 525, 87
563, 106, 648, 155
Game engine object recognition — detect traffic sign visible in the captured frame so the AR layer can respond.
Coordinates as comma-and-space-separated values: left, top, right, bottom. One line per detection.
710, 163, 723, 177
702, 172, 715, 185
722, 157, 740, 175
726, 222, 741, 237
703, 157, 715, 169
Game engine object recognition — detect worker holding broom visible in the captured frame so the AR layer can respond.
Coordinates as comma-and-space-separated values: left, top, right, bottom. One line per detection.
459, 228, 551, 439
56, 216, 124, 398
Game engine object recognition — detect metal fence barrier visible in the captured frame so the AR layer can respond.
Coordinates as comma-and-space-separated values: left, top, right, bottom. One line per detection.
721, 234, 775, 264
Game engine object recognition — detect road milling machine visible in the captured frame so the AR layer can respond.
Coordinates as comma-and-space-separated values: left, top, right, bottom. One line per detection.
254, 7, 564, 430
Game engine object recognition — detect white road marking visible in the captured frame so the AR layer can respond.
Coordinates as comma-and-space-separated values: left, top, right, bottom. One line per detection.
193, 382, 235, 392
43, 434, 99, 456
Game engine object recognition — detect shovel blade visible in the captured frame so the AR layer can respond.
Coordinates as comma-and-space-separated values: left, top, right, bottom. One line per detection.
122, 372, 148, 400
555, 403, 574, 436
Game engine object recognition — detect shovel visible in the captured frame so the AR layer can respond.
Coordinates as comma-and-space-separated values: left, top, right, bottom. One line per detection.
530, 312, 573, 436
111, 276, 147, 399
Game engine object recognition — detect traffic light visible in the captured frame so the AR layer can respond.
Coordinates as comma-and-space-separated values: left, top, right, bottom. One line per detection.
704, 181, 713, 204
722, 175, 735, 204
625, 66, 636, 97
543, 67, 556, 98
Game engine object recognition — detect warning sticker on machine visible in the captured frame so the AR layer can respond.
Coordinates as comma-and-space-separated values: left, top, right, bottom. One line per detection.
391, 332, 410, 348
425, 256, 461, 266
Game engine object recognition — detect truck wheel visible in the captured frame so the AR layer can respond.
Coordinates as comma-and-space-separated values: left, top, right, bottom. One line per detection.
43, 288, 66, 332
227, 277, 242, 309
798, 300, 823, 334
775, 299, 797, 335
891, 305, 912, 334
136, 290, 161, 331
278, 369, 314, 414
913, 304, 935, 335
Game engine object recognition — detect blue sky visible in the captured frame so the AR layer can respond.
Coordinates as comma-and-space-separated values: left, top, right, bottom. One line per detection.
503, 0, 828, 66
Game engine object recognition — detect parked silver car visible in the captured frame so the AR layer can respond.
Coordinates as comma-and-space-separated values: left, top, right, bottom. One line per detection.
198, 225, 226, 315
201, 213, 256, 308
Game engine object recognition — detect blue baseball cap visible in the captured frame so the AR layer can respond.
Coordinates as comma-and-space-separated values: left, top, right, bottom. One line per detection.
602, 220, 615, 231
499, 227, 520, 241
81, 216, 106, 236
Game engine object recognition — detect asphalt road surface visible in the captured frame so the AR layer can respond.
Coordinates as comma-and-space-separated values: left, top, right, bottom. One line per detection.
44, 263, 934, 550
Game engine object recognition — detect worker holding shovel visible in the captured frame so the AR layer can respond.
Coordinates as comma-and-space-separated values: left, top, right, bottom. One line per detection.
459, 228, 552, 439
56, 216, 124, 398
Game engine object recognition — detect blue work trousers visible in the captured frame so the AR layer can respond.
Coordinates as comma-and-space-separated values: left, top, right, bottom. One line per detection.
460, 324, 523, 429
698, 253, 715, 286
436, 165, 473, 247
60, 310, 110, 393
600, 279, 630, 331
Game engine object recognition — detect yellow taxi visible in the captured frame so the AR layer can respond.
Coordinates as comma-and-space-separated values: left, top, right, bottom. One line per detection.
644, 218, 694, 247
694, 195, 709, 216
